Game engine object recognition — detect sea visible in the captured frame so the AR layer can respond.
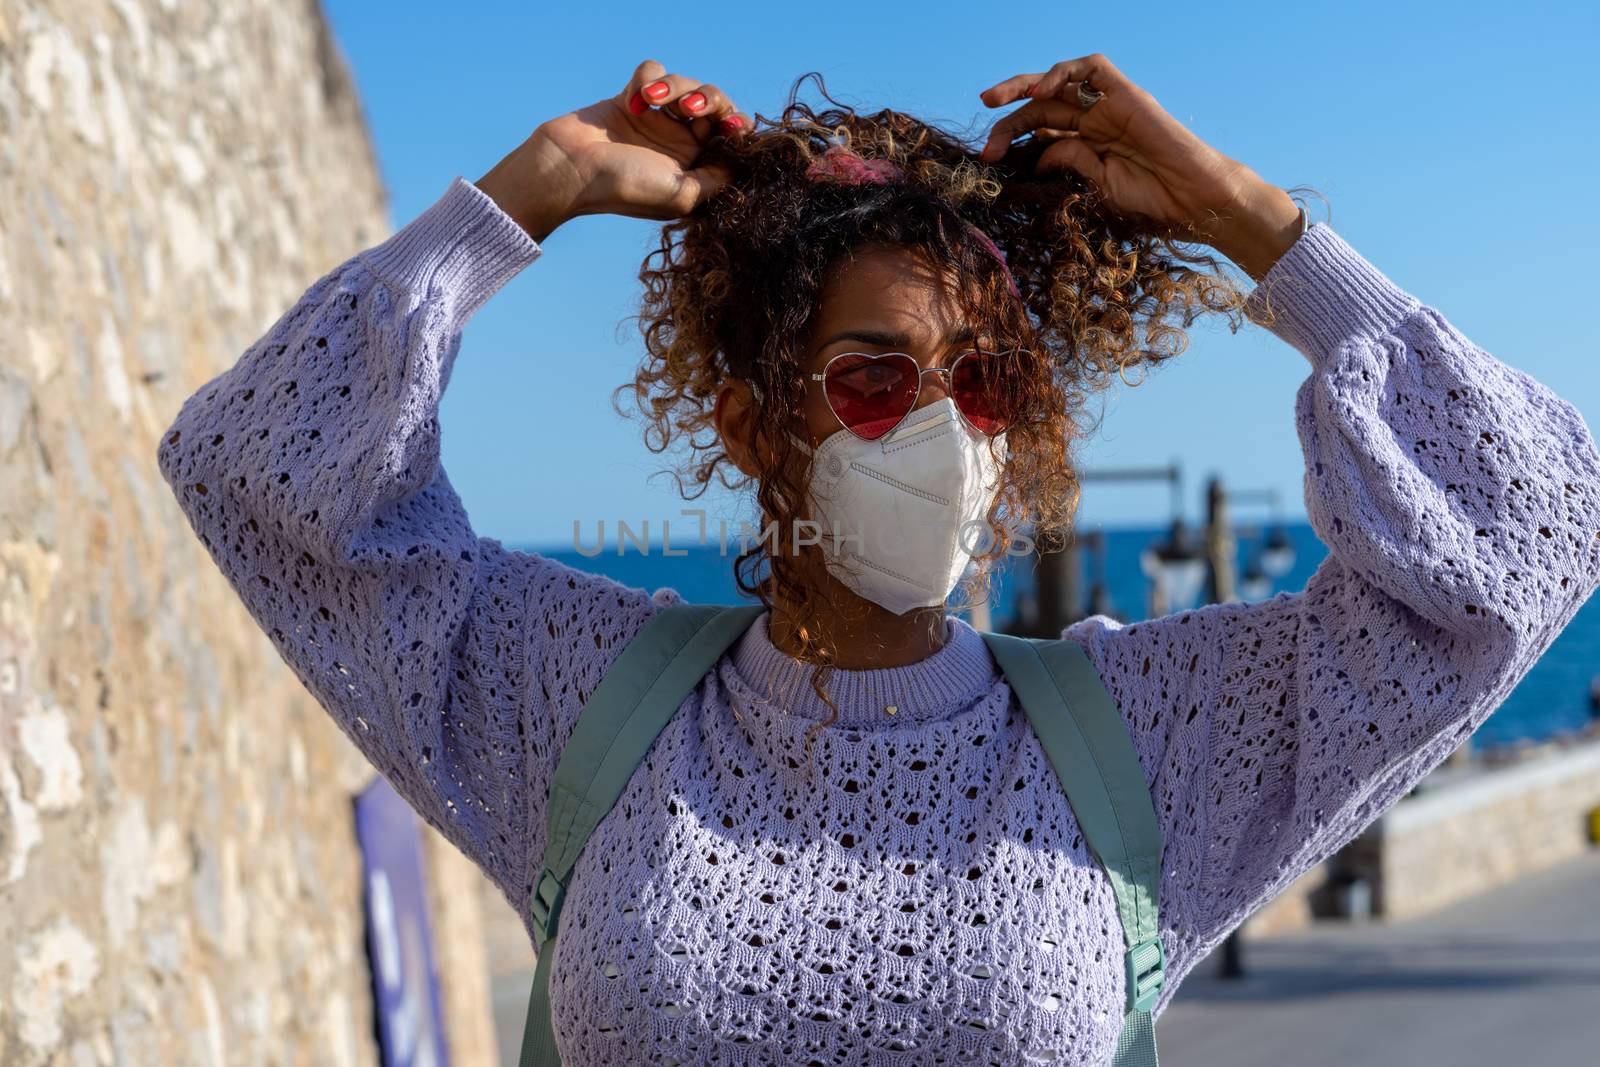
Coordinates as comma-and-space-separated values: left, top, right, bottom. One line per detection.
522, 520, 1600, 751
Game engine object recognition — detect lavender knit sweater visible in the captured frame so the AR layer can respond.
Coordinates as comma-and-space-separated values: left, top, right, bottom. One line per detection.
158, 176, 1600, 1066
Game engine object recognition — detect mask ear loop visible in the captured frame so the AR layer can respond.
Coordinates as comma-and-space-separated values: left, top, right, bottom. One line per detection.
744, 378, 820, 457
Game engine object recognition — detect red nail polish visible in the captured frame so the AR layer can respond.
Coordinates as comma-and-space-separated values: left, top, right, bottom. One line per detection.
720, 115, 745, 131
628, 90, 646, 115
683, 92, 706, 112
644, 81, 670, 101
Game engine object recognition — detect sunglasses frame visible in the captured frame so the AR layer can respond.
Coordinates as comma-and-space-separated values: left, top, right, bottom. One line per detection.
807, 347, 1021, 442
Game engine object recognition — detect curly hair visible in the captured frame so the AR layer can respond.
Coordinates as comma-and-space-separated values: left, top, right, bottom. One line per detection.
618, 71, 1271, 764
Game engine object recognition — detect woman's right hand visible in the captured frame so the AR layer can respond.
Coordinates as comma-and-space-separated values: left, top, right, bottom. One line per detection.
477, 59, 750, 243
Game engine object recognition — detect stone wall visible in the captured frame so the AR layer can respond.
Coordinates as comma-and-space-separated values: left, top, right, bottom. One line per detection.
0, 2, 492, 1063
1230, 737, 1600, 943
1375, 739, 1600, 920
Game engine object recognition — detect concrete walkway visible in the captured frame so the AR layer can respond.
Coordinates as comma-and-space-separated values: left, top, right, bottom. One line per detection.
1159, 851, 1600, 1066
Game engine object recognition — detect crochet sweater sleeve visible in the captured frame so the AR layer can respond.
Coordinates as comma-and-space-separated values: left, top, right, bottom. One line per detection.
155, 177, 672, 917
1060, 221, 1600, 1013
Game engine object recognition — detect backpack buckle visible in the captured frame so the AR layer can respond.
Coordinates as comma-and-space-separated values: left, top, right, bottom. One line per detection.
530, 867, 567, 945
1125, 935, 1165, 1013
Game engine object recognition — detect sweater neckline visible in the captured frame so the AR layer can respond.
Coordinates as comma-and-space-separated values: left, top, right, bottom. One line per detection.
726, 610, 1002, 729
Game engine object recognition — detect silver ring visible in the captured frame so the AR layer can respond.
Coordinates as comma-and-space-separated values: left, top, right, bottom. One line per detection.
1077, 81, 1104, 109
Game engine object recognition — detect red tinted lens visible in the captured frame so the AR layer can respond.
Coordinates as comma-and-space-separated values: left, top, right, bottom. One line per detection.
822, 352, 921, 440
950, 350, 1014, 435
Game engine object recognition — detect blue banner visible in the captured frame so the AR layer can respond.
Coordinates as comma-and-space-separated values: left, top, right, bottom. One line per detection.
354, 776, 451, 1067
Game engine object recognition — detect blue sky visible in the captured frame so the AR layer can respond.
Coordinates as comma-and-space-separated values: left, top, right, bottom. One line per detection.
321, 0, 1598, 550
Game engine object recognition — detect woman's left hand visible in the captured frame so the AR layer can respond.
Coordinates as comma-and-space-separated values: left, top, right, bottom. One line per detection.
978, 54, 1303, 280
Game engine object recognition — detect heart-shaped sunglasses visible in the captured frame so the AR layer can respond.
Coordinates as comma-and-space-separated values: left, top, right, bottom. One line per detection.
809, 349, 1022, 441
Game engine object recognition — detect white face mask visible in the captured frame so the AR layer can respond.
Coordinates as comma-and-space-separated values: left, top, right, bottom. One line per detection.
791, 398, 1005, 616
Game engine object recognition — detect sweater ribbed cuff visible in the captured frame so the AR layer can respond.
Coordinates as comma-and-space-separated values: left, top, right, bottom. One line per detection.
1242, 222, 1422, 365
358, 176, 543, 324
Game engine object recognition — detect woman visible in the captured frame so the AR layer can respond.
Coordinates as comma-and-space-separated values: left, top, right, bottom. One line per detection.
158, 55, 1600, 1065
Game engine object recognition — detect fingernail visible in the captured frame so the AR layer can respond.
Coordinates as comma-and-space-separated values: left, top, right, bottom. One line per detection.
628, 90, 646, 115
644, 81, 670, 101
720, 115, 745, 131
683, 92, 706, 112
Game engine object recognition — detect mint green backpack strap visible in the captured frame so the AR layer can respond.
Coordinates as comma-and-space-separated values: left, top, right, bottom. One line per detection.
518, 602, 764, 1067
982, 632, 1166, 1067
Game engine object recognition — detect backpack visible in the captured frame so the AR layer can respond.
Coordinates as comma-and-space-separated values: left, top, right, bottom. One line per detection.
516, 604, 1167, 1067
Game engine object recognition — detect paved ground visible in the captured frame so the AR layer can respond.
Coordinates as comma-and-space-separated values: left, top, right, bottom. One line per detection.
1159, 851, 1600, 1066
490, 852, 1600, 1065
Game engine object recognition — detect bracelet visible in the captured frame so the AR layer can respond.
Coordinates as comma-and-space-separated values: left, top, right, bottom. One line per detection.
1293, 198, 1310, 236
